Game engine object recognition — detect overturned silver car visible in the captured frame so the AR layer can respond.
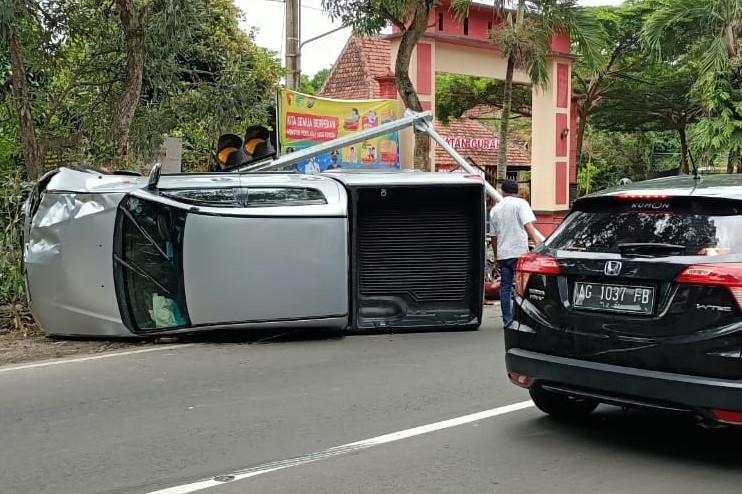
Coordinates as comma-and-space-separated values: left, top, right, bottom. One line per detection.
22, 112, 488, 337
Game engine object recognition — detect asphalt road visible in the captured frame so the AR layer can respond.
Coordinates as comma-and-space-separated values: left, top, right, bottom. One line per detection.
2, 306, 742, 494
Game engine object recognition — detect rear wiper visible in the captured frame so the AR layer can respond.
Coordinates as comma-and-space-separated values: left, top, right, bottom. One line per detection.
618, 242, 685, 258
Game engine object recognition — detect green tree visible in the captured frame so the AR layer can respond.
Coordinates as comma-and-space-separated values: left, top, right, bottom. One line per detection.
578, 131, 652, 195
435, 73, 532, 123
322, 0, 436, 171
641, 0, 742, 172
65, 0, 210, 162
130, 2, 282, 167
1, 0, 203, 176
451, 0, 606, 182
300, 68, 331, 95
572, 3, 652, 168
435, 73, 533, 150
588, 60, 702, 173
1, 0, 281, 177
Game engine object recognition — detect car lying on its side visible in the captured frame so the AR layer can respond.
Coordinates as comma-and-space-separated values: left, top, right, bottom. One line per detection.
506, 174, 742, 427
22, 164, 485, 338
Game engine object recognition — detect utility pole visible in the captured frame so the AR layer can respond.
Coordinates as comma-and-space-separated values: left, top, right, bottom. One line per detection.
285, 0, 300, 90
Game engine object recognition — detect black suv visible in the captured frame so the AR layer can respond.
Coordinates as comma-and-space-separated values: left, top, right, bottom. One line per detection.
506, 174, 742, 427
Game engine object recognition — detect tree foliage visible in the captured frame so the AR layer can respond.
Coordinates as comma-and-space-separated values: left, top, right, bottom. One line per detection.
435, 73, 532, 123
299, 68, 331, 95
0, 0, 281, 178
578, 131, 653, 195
571, 3, 653, 167
132, 2, 283, 169
588, 59, 702, 173
641, 0, 742, 171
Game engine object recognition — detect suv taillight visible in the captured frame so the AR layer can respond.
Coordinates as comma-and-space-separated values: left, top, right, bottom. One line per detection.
515, 253, 560, 297
674, 263, 742, 311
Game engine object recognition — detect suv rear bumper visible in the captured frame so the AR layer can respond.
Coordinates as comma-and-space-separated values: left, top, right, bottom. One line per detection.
506, 348, 742, 419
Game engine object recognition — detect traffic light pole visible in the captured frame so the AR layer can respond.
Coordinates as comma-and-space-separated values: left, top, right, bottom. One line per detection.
285, 0, 300, 90
240, 109, 503, 203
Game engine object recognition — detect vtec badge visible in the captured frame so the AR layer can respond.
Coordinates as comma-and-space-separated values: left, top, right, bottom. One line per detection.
604, 260, 622, 276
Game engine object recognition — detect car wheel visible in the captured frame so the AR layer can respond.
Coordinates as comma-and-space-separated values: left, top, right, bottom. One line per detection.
529, 387, 598, 420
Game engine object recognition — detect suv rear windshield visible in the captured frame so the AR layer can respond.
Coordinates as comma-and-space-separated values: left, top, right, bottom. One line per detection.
547, 197, 742, 256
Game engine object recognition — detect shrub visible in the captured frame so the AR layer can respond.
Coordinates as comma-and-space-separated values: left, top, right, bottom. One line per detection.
0, 166, 33, 333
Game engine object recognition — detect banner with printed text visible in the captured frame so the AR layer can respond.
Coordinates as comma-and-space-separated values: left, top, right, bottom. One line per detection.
278, 88, 400, 173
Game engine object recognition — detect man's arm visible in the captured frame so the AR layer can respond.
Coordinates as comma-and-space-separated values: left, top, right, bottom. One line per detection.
524, 222, 542, 247
488, 207, 497, 260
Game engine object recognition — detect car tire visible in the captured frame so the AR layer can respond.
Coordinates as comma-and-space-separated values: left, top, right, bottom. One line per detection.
529, 387, 598, 420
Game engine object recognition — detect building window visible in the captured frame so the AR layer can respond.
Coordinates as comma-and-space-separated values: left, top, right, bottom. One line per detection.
463, 17, 469, 35
438, 13, 444, 31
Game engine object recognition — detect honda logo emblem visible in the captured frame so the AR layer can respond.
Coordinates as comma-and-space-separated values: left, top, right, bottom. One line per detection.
604, 261, 622, 276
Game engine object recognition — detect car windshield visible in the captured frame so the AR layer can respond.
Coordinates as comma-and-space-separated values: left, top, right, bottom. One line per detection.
547, 197, 742, 256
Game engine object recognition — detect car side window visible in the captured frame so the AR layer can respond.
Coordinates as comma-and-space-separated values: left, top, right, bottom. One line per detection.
114, 196, 189, 332
160, 187, 326, 208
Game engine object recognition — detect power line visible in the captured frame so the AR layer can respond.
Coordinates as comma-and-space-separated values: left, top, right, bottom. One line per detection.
302, 4, 328, 12
263, 0, 331, 14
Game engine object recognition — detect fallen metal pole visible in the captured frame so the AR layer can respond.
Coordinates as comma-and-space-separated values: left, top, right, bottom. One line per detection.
412, 115, 502, 202
239, 110, 545, 240
413, 114, 544, 241
241, 110, 437, 173
245, 110, 498, 202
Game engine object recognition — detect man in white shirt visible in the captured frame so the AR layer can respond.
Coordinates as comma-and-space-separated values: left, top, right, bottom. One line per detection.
489, 179, 542, 326
304, 157, 321, 175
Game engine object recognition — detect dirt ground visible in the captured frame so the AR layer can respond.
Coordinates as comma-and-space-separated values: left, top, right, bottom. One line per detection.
0, 306, 148, 366
0, 327, 149, 366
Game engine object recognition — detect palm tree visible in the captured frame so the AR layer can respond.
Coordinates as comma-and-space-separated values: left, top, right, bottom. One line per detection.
451, 0, 605, 183
641, 0, 742, 172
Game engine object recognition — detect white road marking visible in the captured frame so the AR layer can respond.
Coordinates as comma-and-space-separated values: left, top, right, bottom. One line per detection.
145, 400, 535, 494
0, 344, 198, 373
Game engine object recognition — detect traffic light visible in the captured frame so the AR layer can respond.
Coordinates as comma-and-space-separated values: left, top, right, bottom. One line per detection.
211, 126, 277, 172
211, 134, 246, 171
242, 125, 276, 161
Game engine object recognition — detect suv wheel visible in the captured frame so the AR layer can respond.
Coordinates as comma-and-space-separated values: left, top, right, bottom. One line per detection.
529, 388, 598, 420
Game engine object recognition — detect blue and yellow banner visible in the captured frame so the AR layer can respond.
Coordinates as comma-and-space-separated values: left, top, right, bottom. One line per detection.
278, 88, 400, 173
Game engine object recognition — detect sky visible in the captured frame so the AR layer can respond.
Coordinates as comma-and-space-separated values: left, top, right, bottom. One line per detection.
234, 0, 625, 78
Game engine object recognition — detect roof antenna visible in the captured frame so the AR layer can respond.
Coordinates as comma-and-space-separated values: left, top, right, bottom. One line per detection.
688, 149, 700, 181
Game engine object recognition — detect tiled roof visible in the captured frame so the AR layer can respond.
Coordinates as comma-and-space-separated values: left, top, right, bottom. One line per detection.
463, 104, 501, 119
435, 118, 530, 170
319, 37, 393, 100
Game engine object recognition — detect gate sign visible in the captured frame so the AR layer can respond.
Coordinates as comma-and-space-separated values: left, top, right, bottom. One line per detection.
439, 137, 499, 149
278, 88, 400, 173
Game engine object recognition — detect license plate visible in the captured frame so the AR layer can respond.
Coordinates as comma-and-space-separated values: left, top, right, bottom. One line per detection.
573, 282, 655, 315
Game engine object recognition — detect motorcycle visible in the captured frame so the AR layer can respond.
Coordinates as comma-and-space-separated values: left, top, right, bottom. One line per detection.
484, 258, 501, 300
